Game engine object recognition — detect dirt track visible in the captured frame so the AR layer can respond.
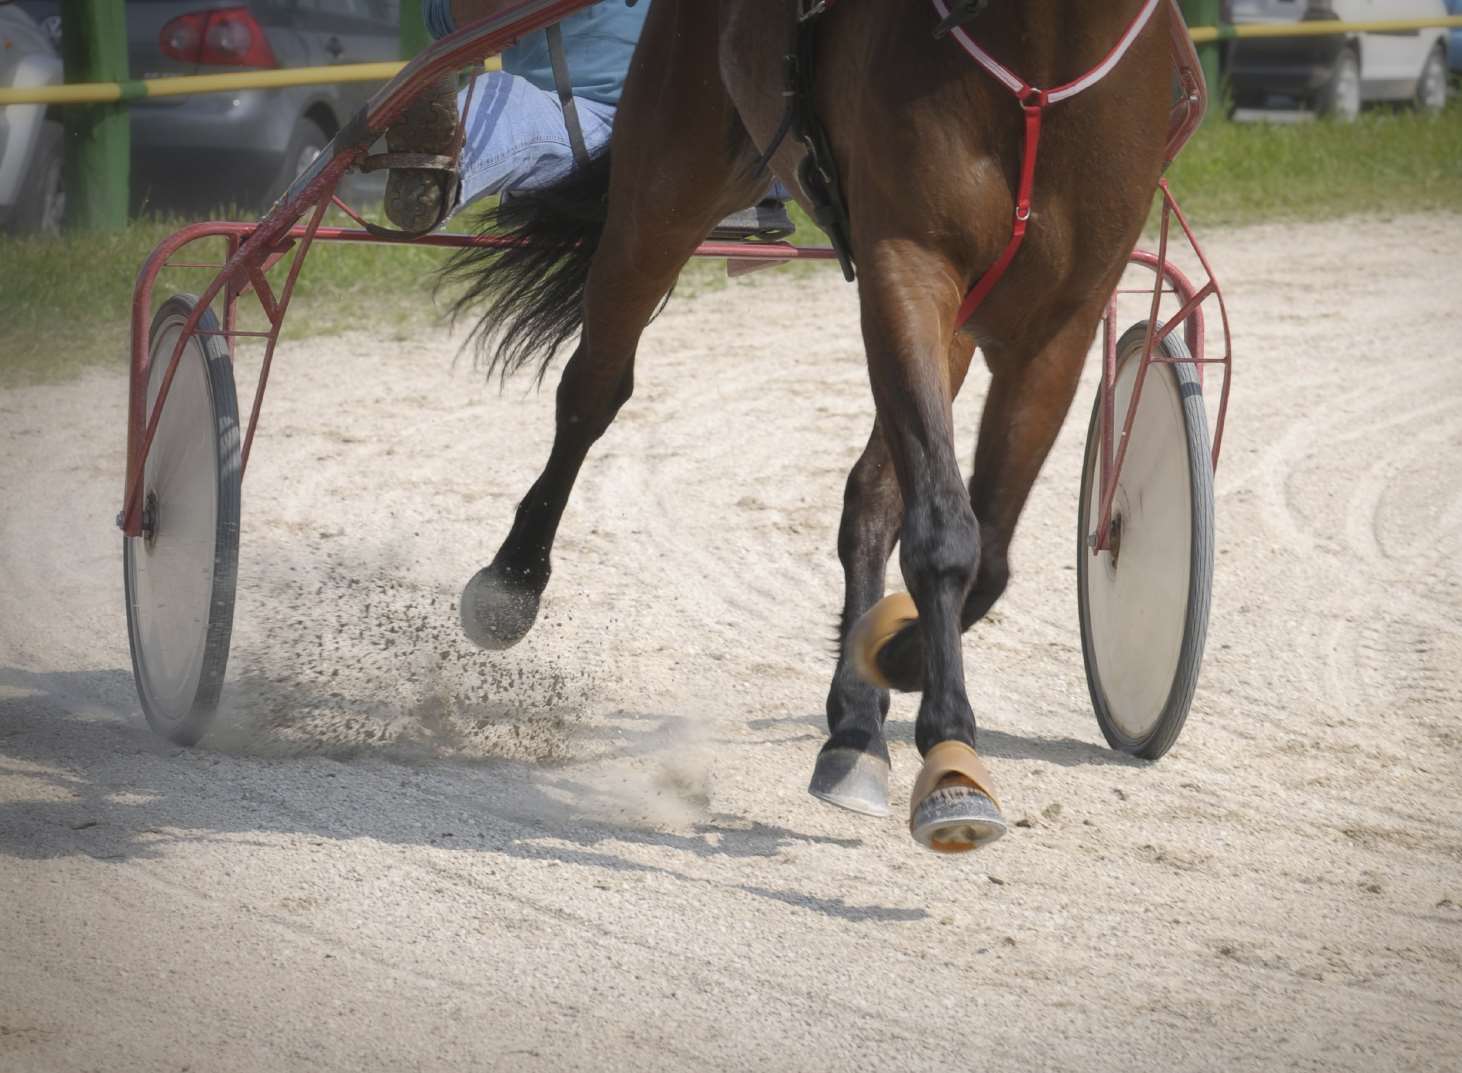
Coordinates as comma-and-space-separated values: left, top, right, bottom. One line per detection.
2, 215, 1460, 1072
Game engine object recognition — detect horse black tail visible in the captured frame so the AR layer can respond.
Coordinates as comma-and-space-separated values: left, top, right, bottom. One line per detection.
437, 151, 613, 385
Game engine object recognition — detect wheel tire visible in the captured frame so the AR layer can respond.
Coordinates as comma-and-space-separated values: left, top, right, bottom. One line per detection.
1317, 48, 1361, 122
264, 116, 329, 207
1414, 47, 1448, 114
11, 120, 65, 235
1076, 322, 1215, 761
123, 295, 241, 746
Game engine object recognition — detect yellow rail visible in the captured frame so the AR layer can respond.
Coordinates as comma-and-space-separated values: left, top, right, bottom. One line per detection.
1, 18, 1459, 107
0, 57, 501, 107
1189, 15, 1462, 44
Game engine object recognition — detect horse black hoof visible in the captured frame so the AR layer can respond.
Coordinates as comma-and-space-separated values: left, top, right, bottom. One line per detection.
460, 568, 541, 650
808, 747, 891, 817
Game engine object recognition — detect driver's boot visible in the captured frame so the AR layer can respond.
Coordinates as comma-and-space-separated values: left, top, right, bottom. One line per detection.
383, 74, 461, 233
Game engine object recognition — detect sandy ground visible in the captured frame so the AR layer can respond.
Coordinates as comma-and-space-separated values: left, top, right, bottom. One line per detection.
2, 215, 1460, 1073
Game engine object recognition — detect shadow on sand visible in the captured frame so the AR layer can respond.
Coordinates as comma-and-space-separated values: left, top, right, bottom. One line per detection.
1, 665, 937, 924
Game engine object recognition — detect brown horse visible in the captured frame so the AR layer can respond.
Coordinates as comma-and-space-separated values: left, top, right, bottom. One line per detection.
441, 0, 1175, 852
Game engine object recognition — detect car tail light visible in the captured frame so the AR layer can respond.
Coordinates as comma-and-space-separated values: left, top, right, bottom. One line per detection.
160, 7, 277, 68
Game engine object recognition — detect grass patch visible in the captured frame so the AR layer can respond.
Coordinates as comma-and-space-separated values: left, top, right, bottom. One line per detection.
0, 212, 456, 387
2, 104, 1457, 387
1164, 104, 1462, 226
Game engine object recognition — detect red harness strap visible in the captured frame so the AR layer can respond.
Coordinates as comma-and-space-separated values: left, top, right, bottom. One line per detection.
953, 95, 1044, 327
933, 0, 1166, 329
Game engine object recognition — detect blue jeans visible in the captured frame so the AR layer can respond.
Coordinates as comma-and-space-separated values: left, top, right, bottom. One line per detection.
424, 0, 786, 217
423, 0, 616, 217
451, 72, 616, 218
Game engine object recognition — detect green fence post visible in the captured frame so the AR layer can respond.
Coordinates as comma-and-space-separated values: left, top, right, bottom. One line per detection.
1180, 0, 1223, 119
400, 0, 430, 58
59, 0, 129, 230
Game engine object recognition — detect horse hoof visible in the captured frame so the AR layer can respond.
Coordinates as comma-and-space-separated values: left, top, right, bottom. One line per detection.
849, 593, 922, 692
460, 568, 541, 650
909, 741, 1006, 853
808, 748, 891, 817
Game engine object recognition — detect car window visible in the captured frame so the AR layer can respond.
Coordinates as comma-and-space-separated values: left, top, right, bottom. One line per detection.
294, 0, 398, 22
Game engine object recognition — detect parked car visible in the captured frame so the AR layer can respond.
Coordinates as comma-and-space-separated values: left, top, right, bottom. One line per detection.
0, 2, 64, 234
1228, 0, 1450, 120
18, 0, 401, 211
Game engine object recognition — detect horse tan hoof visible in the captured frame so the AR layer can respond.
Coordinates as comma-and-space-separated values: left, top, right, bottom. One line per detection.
909, 741, 1006, 853
460, 568, 541, 650
808, 747, 891, 817
849, 592, 919, 690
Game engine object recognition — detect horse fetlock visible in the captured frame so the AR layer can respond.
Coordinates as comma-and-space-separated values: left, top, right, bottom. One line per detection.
849, 592, 918, 691
914, 691, 978, 758
872, 621, 925, 694
825, 667, 891, 729
460, 566, 544, 650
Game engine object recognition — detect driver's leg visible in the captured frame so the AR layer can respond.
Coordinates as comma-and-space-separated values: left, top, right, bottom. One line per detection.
383, 0, 527, 233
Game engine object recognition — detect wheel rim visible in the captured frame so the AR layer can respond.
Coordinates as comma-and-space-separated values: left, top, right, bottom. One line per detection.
1420, 56, 1446, 111
40, 158, 65, 235
1081, 357, 1194, 741
126, 318, 222, 722
1336, 57, 1360, 120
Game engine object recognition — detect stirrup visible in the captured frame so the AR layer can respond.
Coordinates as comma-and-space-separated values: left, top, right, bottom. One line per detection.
357, 152, 461, 240
708, 200, 796, 243
369, 71, 467, 239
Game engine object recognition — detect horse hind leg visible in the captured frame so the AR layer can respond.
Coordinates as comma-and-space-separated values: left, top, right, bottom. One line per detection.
811, 335, 977, 817
810, 420, 902, 816
461, 3, 762, 649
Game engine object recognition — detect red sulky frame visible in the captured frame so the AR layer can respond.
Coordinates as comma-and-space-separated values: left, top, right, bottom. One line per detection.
120, 0, 1230, 549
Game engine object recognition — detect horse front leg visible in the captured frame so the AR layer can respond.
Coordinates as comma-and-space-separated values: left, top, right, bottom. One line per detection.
853, 246, 1006, 852
862, 296, 1112, 690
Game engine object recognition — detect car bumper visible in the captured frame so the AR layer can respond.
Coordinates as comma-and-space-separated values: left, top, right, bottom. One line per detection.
1228, 17, 1348, 99
128, 88, 311, 197
132, 87, 296, 148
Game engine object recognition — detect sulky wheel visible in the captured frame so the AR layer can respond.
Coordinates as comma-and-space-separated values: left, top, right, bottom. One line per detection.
123, 295, 241, 745
1077, 321, 1214, 760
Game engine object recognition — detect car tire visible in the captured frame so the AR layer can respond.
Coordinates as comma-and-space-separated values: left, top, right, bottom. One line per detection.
1227, 90, 1264, 117
264, 116, 329, 207
11, 120, 65, 236
1317, 47, 1361, 122
1414, 46, 1448, 114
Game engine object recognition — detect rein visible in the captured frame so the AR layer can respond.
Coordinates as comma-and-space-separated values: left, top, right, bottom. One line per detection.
546, 24, 592, 168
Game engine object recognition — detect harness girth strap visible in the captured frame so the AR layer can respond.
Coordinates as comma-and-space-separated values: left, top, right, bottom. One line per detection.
792, 2, 857, 282
546, 24, 591, 168
953, 99, 1043, 326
